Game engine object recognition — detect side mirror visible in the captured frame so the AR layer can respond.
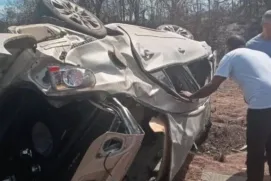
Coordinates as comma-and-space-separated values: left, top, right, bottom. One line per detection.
4, 34, 37, 50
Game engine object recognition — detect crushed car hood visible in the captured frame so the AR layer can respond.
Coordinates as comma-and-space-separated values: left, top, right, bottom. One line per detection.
0, 23, 210, 113
113, 23, 211, 72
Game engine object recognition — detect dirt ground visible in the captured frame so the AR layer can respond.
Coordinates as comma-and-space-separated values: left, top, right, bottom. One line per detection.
181, 80, 270, 180
200, 80, 247, 156
197, 80, 247, 156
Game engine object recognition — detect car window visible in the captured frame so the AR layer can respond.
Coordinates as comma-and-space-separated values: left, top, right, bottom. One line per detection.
151, 71, 176, 91
186, 59, 212, 87
165, 65, 198, 93
151, 65, 199, 97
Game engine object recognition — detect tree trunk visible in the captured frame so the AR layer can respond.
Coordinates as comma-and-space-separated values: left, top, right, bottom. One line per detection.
134, 0, 140, 23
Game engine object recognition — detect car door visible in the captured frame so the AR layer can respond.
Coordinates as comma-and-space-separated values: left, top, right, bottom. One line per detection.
207, 50, 218, 79
71, 98, 145, 181
150, 61, 211, 123
150, 62, 212, 180
182, 58, 213, 135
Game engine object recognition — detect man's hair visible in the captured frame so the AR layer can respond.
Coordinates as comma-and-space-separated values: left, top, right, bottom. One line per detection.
262, 10, 271, 25
226, 35, 246, 51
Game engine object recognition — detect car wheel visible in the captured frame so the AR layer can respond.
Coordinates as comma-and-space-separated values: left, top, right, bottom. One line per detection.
157, 24, 194, 40
40, 0, 107, 38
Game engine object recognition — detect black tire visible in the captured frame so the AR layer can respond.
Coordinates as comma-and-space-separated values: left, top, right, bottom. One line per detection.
39, 0, 106, 38
157, 24, 194, 40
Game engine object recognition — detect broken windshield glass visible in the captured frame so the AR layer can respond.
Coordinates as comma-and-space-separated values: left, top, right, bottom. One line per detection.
187, 59, 211, 88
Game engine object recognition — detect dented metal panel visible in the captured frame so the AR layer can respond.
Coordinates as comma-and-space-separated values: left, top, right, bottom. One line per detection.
0, 23, 214, 181
115, 23, 211, 72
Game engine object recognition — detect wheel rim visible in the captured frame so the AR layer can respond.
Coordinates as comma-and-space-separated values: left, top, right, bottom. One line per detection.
50, 0, 101, 29
161, 25, 194, 39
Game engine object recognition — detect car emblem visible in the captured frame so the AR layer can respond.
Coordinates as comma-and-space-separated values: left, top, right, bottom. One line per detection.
178, 48, 185, 54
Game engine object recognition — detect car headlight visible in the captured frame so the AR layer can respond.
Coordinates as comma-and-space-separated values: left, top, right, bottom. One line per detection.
48, 65, 96, 91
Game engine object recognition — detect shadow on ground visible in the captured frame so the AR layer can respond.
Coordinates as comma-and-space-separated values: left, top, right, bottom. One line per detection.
226, 172, 270, 181
173, 152, 195, 181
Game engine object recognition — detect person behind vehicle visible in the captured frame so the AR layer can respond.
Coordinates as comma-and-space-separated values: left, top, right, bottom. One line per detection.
246, 10, 271, 56
181, 35, 271, 181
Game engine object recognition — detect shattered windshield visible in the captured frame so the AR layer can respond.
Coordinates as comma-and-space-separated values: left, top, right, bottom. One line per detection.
151, 65, 198, 98
151, 71, 175, 91
186, 58, 212, 88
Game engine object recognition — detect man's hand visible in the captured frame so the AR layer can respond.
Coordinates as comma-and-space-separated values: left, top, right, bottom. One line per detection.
183, 76, 226, 100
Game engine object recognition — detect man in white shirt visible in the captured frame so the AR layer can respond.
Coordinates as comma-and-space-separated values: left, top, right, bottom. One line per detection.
181, 35, 271, 181
246, 10, 271, 57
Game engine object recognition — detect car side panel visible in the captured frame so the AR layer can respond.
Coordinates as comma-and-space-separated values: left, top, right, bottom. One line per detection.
71, 133, 144, 181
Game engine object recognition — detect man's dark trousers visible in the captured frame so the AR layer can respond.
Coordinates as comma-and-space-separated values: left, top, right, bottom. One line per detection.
246, 107, 271, 181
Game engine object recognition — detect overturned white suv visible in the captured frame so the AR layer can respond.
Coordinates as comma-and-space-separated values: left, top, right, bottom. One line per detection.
0, 0, 217, 181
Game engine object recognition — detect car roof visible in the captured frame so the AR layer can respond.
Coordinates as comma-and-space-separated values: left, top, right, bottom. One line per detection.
107, 23, 212, 72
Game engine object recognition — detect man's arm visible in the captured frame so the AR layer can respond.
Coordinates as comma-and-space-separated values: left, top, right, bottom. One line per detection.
181, 52, 232, 100
190, 76, 226, 99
